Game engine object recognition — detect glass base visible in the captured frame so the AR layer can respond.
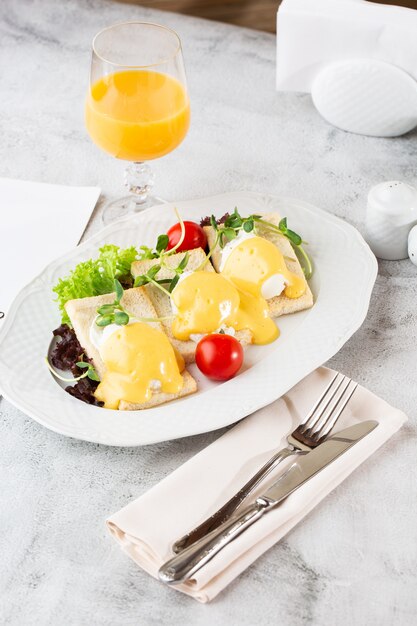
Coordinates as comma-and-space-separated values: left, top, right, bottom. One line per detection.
100, 161, 168, 224
101, 195, 166, 225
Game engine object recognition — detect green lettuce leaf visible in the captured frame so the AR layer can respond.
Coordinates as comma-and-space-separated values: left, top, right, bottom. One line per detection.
53, 244, 138, 325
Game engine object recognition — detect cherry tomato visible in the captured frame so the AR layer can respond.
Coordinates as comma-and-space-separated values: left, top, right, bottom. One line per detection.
166, 221, 207, 252
195, 334, 244, 381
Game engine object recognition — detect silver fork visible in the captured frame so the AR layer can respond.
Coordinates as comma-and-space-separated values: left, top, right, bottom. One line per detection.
172, 372, 357, 553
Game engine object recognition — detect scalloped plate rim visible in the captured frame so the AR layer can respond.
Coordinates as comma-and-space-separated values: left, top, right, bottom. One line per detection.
0, 191, 378, 446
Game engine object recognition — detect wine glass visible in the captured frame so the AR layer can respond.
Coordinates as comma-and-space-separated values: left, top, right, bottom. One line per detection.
85, 22, 190, 223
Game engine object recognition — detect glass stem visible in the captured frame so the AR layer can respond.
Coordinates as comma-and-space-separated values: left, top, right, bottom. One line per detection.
124, 162, 155, 205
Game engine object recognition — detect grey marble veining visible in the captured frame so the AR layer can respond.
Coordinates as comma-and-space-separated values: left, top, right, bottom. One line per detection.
1, 0, 416, 624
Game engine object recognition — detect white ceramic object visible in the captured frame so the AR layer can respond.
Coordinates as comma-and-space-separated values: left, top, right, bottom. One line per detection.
365, 181, 417, 260
0, 192, 377, 446
276, 0, 417, 93
311, 59, 417, 137
408, 225, 417, 266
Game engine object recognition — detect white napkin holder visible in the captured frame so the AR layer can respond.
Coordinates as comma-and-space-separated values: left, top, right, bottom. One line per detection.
276, 0, 417, 137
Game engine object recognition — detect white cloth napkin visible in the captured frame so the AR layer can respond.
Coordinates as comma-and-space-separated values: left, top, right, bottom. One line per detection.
0, 178, 100, 326
276, 0, 417, 92
107, 367, 407, 603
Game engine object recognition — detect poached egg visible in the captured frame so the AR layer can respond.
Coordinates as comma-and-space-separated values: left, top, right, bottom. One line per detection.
168, 232, 306, 346
220, 233, 306, 300
90, 320, 184, 409
219, 231, 288, 299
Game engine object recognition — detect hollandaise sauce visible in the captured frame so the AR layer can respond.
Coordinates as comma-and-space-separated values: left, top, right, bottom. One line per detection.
94, 322, 184, 409
170, 236, 306, 346
171, 271, 278, 345
171, 272, 240, 340
221, 236, 306, 300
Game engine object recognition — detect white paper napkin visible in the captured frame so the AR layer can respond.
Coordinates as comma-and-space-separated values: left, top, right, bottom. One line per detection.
276, 0, 417, 92
0, 178, 100, 326
107, 367, 407, 603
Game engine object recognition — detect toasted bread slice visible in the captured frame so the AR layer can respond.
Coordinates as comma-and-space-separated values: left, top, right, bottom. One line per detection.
64, 287, 197, 410
118, 370, 196, 410
203, 212, 314, 317
131, 248, 253, 362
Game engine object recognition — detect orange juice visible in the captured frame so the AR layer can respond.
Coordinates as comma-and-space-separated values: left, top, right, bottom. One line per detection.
85, 70, 190, 161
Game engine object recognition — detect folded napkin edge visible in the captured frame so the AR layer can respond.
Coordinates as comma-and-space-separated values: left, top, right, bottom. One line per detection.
105, 368, 408, 602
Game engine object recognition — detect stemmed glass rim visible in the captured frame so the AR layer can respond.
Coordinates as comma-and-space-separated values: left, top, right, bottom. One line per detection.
92, 21, 182, 69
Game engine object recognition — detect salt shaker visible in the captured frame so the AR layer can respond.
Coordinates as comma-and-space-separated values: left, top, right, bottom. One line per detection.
365, 181, 417, 260
408, 225, 417, 266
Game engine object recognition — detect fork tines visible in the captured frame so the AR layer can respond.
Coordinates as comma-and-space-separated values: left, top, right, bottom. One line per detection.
295, 373, 358, 445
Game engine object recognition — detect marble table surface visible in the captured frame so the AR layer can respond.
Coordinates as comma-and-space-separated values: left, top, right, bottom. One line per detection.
1, 0, 416, 623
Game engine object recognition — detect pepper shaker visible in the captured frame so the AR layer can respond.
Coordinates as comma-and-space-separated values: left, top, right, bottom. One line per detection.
365, 181, 417, 260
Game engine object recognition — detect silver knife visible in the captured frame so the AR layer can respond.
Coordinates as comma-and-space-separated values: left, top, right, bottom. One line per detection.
158, 420, 378, 585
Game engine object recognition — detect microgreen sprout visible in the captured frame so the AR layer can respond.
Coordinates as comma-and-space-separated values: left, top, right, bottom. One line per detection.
95, 279, 130, 327
96, 277, 174, 324
167, 207, 186, 254
134, 264, 171, 296
204, 208, 313, 279
254, 216, 313, 278
75, 360, 100, 381
156, 234, 169, 254
137, 235, 170, 261
134, 251, 190, 294
133, 208, 191, 294
45, 356, 99, 383
137, 207, 185, 262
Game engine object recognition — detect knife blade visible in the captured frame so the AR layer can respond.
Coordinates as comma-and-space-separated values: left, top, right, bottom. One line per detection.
158, 420, 378, 585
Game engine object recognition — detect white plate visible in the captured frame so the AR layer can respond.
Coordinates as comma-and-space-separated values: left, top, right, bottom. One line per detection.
0, 192, 377, 446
